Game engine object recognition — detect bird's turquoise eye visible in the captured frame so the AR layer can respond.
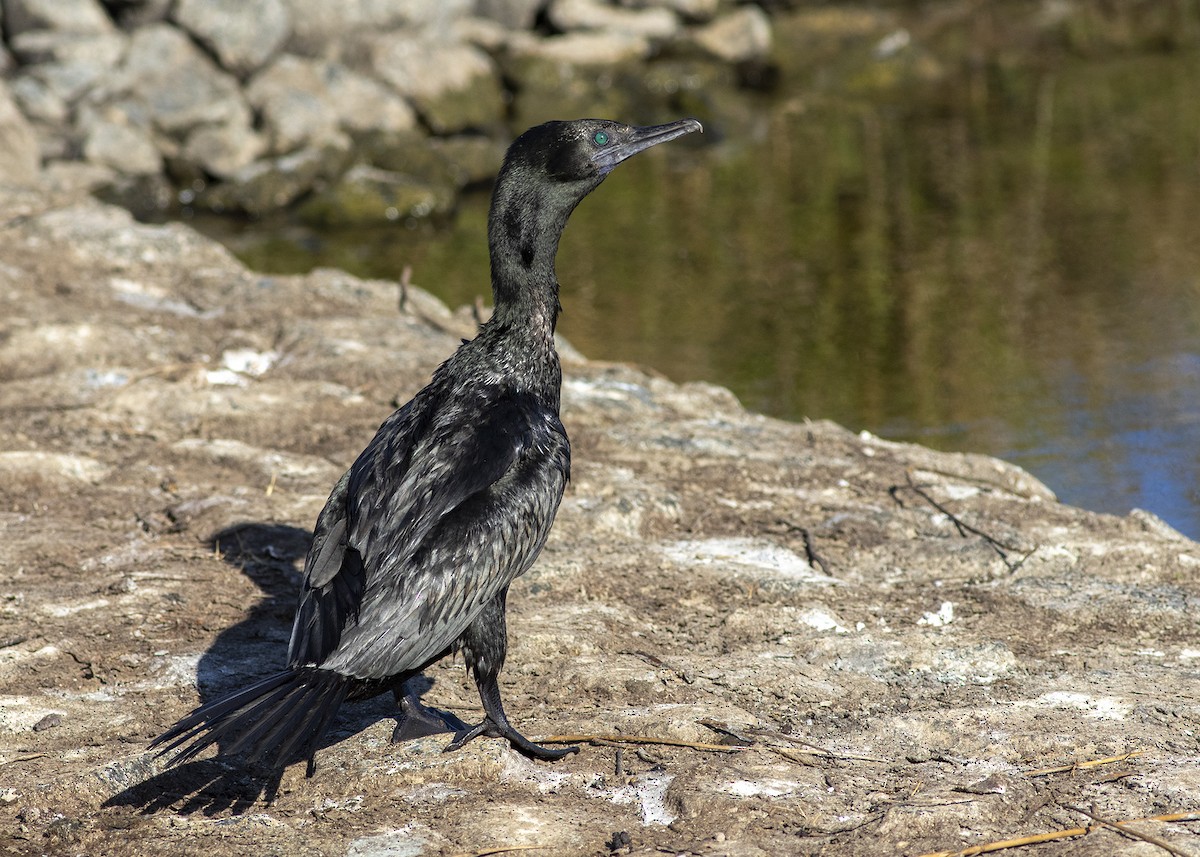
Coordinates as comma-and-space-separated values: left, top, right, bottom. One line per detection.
593, 131, 609, 146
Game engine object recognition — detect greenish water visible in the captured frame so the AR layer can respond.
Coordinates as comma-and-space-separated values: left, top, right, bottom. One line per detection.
192, 51, 1200, 539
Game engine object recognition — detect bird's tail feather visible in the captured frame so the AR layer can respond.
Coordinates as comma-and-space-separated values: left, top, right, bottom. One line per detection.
151, 667, 351, 776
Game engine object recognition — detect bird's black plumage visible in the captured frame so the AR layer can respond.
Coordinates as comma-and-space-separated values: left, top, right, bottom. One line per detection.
151, 117, 703, 775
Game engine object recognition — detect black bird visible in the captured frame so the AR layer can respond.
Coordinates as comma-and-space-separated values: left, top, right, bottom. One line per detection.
151, 117, 703, 776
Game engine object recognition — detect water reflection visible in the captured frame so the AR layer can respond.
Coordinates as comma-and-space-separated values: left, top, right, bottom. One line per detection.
192, 52, 1200, 539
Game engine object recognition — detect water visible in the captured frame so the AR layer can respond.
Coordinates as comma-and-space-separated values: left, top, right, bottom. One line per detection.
191, 51, 1200, 540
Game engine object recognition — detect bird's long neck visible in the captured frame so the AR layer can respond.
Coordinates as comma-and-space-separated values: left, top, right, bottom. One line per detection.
475, 176, 580, 407
487, 176, 580, 337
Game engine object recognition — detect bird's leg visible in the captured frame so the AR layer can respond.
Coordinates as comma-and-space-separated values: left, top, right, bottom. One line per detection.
390, 682, 463, 742
444, 589, 578, 761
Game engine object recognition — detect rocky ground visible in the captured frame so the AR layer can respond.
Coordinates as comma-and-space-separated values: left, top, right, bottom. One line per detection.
2, 152, 1200, 856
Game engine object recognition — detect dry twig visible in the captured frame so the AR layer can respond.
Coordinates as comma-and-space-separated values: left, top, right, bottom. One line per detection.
916, 812, 1200, 857
1024, 748, 1145, 777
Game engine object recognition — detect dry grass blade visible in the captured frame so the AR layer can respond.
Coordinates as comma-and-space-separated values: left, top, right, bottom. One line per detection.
1062, 804, 1198, 857
448, 847, 547, 857
1024, 748, 1145, 777
916, 812, 1200, 857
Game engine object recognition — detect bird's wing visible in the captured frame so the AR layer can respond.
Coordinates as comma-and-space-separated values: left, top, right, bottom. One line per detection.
288, 387, 569, 675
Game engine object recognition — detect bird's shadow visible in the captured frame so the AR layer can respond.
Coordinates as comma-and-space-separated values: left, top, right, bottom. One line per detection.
105, 522, 465, 816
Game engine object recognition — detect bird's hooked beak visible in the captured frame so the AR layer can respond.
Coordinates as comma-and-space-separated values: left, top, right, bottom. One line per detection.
590, 118, 703, 175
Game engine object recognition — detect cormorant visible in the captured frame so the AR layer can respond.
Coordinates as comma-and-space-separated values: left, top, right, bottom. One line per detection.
151, 117, 703, 775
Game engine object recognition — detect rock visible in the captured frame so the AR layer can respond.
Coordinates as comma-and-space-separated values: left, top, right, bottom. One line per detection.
362, 34, 504, 134
102, 24, 247, 135
548, 0, 678, 40
196, 145, 349, 216
322, 62, 418, 138
691, 5, 772, 63
82, 119, 162, 176
625, 0, 718, 22
502, 33, 648, 128
9, 31, 127, 104
171, 0, 292, 77
246, 55, 344, 154
246, 56, 417, 155
363, 134, 505, 191
474, 0, 545, 29
0, 81, 41, 185
3, 0, 113, 37
9, 75, 67, 125
509, 29, 652, 65
181, 117, 267, 179
297, 164, 456, 225
105, 0, 173, 27
281, 0, 472, 55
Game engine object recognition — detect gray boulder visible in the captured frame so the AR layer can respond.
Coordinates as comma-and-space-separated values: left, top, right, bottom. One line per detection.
181, 119, 268, 179
81, 119, 162, 176
474, 0, 545, 29
322, 62, 418, 138
246, 55, 417, 154
9, 31, 127, 105
9, 75, 67, 125
246, 55, 344, 154
622, 0, 718, 23
3, 0, 113, 37
548, 0, 678, 40
282, 0, 472, 55
102, 24, 246, 135
196, 145, 347, 216
691, 5, 772, 63
361, 33, 504, 134
298, 163, 457, 225
171, 0, 292, 77
0, 81, 41, 185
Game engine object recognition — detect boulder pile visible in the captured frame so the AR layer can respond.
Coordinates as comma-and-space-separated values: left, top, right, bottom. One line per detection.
0, 0, 773, 220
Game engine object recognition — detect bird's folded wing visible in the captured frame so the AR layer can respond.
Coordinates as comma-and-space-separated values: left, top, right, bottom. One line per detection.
287, 388, 567, 671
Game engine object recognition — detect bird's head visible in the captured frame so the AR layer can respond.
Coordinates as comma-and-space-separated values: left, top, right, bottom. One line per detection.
498, 117, 704, 198
487, 117, 702, 318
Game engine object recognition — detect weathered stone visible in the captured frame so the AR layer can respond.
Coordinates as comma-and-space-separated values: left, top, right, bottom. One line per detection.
3, 0, 113, 36
363, 34, 504, 134
503, 34, 646, 128
322, 62, 418, 138
0, 81, 41, 185
181, 117, 268, 179
9, 30, 126, 104
81, 120, 162, 176
10, 74, 68, 125
364, 133, 505, 190
690, 5, 772, 63
246, 55, 342, 154
281, 0, 472, 55
197, 146, 346, 216
548, 0, 678, 40
297, 164, 456, 225
450, 15, 515, 52
245, 55, 417, 155
104, 24, 247, 135
106, 0, 173, 27
474, 0, 545, 29
621, 0, 718, 23
172, 0, 292, 76
510, 29, 652, 65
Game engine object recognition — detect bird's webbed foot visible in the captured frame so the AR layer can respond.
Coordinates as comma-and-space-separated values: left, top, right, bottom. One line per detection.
443, 715, 577, 761
391, 687, 466, 743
